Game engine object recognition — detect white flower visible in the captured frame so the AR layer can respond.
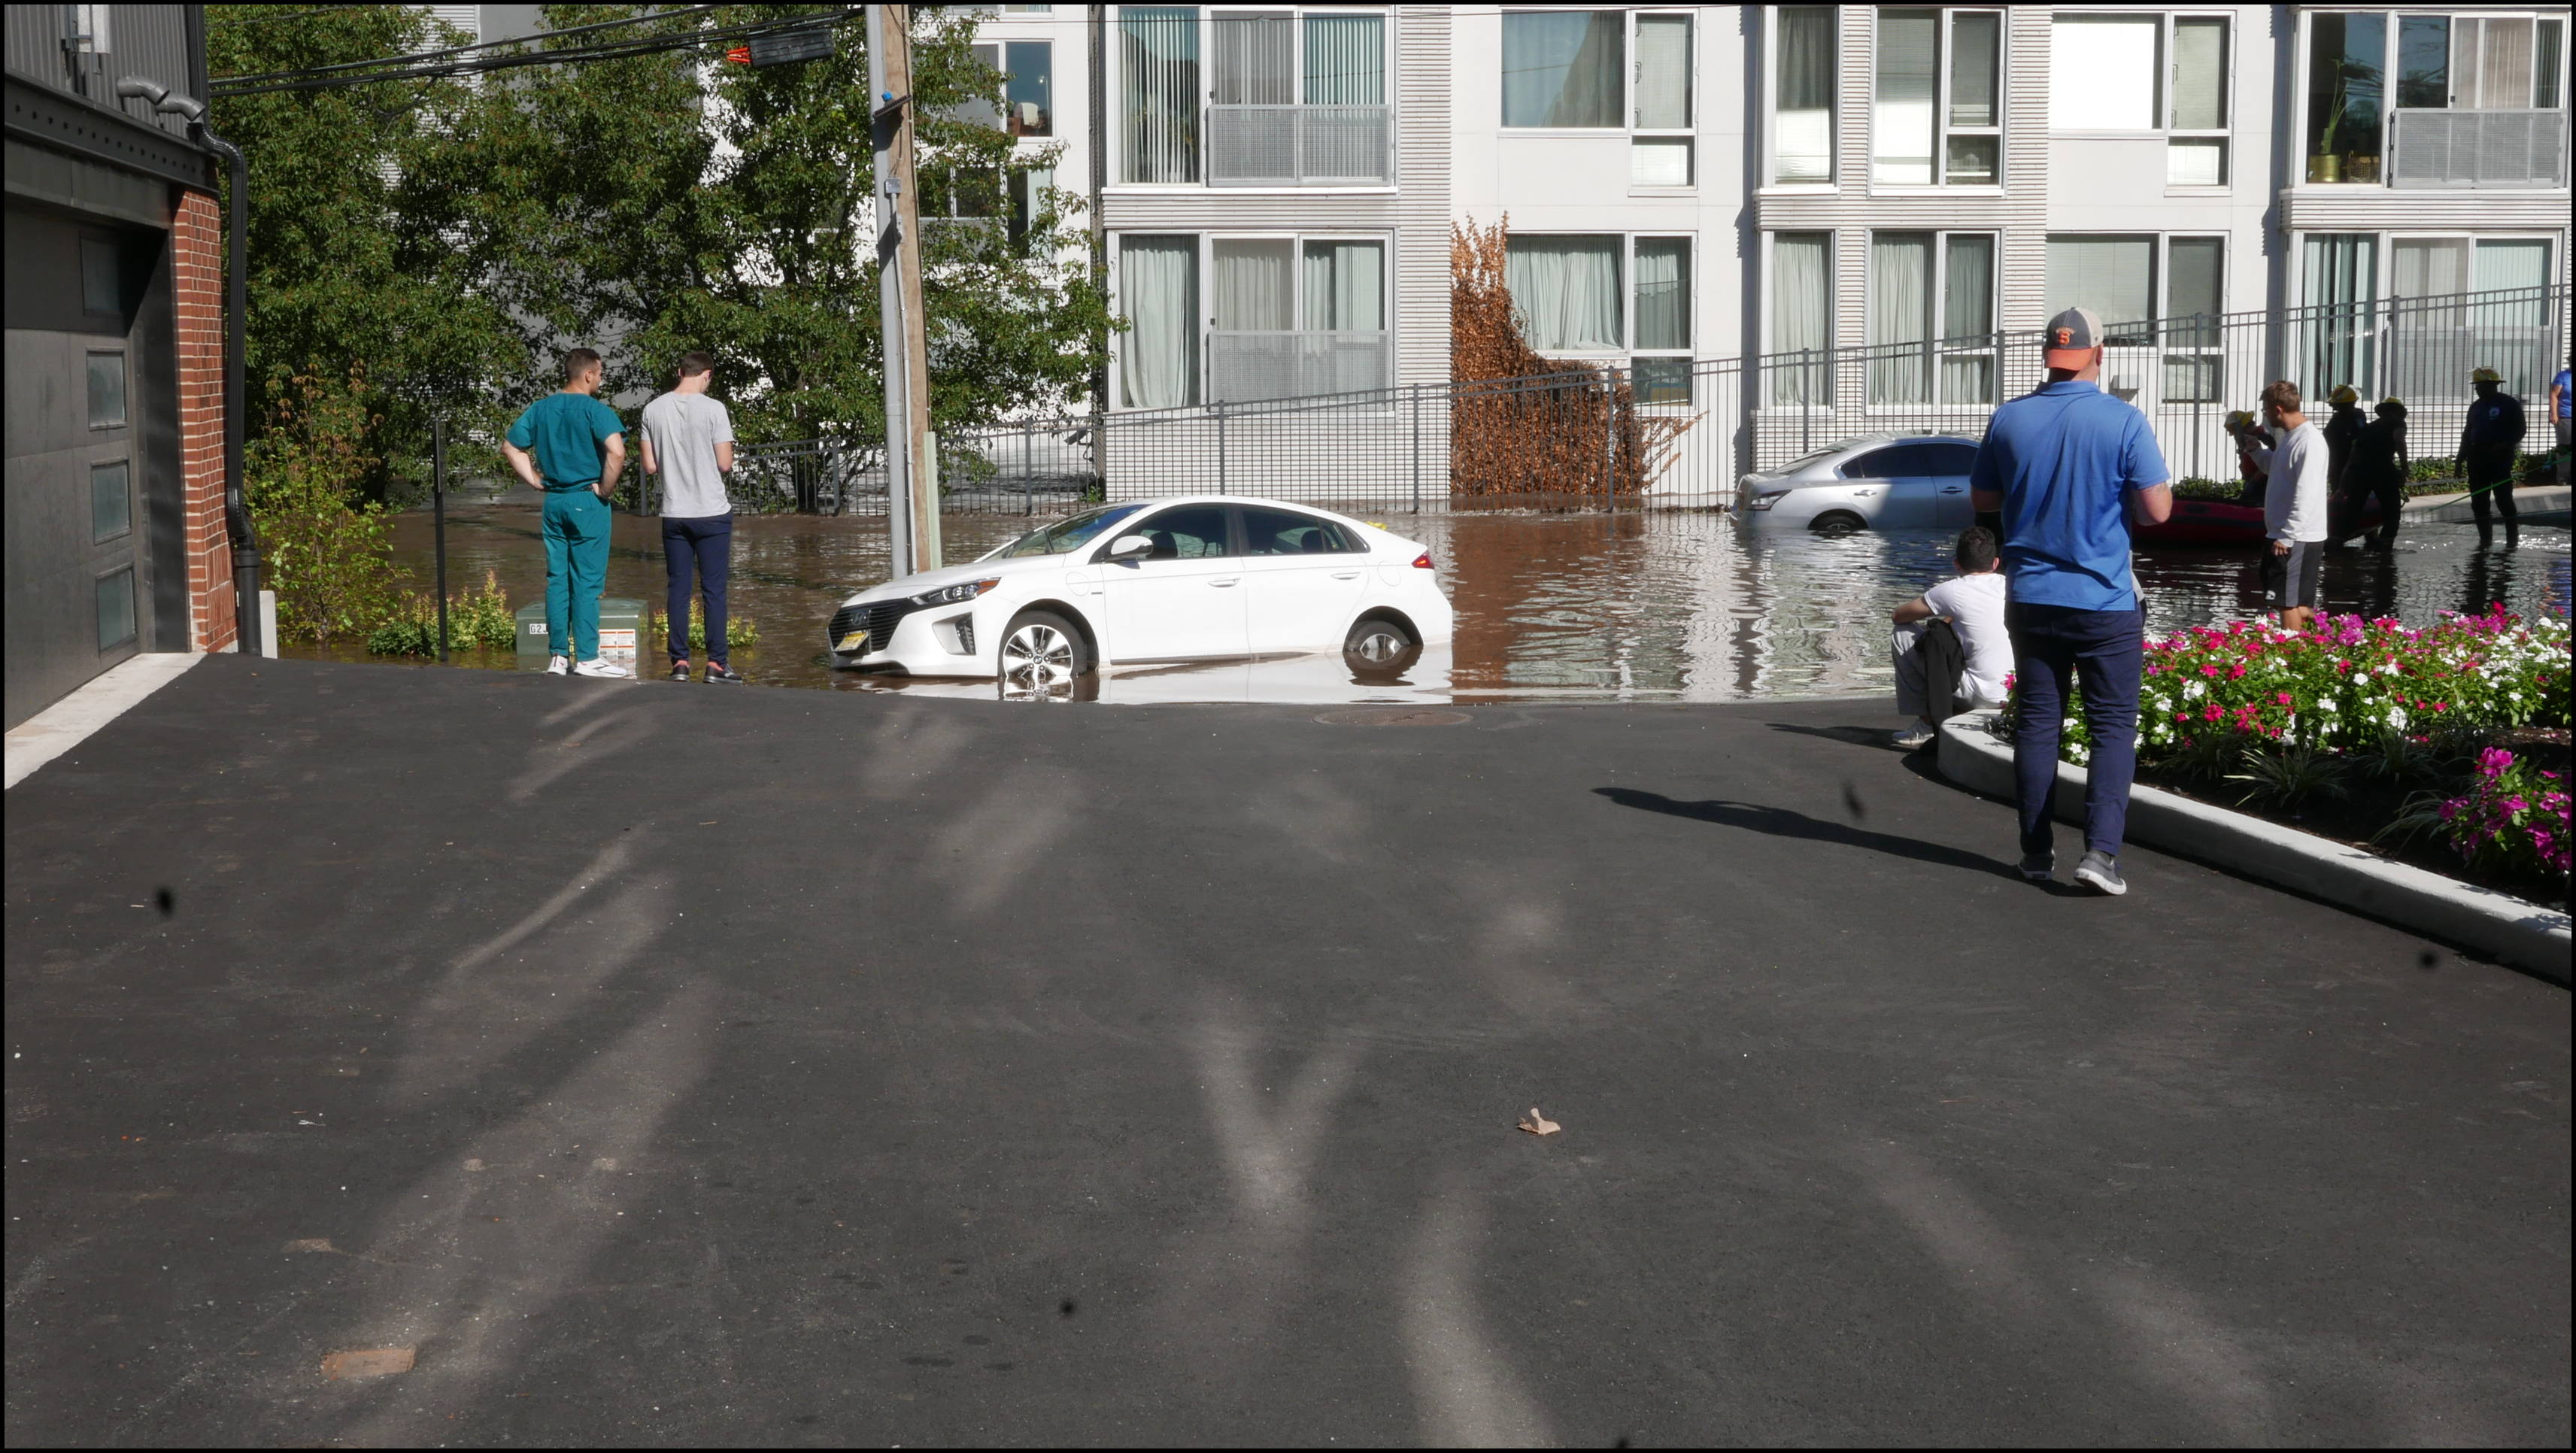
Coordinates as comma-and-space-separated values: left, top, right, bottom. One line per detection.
2186, 680, 2206, 700
2320, 698, 2337, 712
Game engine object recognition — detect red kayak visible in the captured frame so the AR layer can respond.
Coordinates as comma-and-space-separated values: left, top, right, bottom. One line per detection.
2134, 495, 2384, 547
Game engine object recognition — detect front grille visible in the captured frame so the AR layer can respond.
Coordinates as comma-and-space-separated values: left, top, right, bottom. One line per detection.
827, 599, 921, 654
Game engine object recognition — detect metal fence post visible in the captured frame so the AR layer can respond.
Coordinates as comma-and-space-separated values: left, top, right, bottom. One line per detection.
432, 414, 449, 663
1409, 384, 1422, 514
1022, 425, 1035, 514
1215, 399, 1228, 495
1602, 366, 1619, 511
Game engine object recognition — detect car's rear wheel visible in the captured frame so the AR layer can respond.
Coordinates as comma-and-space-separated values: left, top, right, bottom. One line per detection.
1810, 510, 1867, 535
999, 609, 1091, 700
1343, 614, 1418, 669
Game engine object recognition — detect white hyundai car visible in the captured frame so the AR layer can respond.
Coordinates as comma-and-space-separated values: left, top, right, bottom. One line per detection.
826, 496, 1454, 692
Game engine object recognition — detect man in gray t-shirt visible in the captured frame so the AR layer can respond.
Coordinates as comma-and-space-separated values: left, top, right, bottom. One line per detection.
641, 353, 741, 681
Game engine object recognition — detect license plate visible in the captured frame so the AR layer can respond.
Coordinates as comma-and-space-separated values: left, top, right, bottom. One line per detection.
837, 630, 867, 652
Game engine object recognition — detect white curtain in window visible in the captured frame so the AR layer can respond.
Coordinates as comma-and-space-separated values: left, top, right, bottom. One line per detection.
2166, 236, 2223, 343
1949, 11, 1998, 128
1121, 7, 1200, 183
1507, 236, 1622, 351
1770, 232, 1830, 404
1121, 235, 1199, 408
2172, 19, 2227, 129
2050, 15, 2159, 132
1633, 238, 1690, 351
2047, 236, 2155, 330
2472, 240, 2551, 394
2465, 17, 2535, 109
1776, 8, 1835, 181
1940, 235, 1994, 402
1212, 11, 1291, 105
1212, 239, 1293, 330
2298, 233, 2377, 399
1502, 11, 1622, 128
2393, 238, 2471, 298
1636, 14, 1692, 129
1303, 14, 1383, 105
1303, 240, 1384, 331
1870, 232, 1932, 402
2474, 238, 2550, 293
1874, 11, 1937, 184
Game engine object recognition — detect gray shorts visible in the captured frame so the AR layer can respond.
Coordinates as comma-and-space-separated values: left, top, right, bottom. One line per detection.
2265, 540, 2323, 611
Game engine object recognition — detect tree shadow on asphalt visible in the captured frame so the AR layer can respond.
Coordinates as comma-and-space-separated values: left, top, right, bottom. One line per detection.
1594, 785, 2022, 881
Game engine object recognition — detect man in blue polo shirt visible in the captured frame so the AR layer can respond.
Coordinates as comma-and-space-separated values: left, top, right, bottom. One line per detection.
502, 348, 630, 678
1969, 308, 2174, 896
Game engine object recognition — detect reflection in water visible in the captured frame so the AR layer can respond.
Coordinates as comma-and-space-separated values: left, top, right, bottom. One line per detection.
332, 504, 2568, 703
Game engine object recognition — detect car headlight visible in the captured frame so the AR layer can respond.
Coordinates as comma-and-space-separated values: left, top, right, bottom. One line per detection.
1747, 490, 1789, 511
909, 578, 1000, 607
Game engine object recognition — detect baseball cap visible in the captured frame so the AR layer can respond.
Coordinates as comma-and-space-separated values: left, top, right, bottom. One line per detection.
2043, 307, 2103, 369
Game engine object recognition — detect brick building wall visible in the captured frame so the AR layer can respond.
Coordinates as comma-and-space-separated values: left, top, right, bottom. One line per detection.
172, 186, 236, 653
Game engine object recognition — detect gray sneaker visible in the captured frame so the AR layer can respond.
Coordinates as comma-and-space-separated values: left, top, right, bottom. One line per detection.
2018, 849, 2054, 884
2073, 851, 2128, 896
1891, 718, 1937, 750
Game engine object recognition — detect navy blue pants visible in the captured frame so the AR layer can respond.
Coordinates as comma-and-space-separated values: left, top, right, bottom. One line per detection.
2007, 602, 2144, 858
662, 512, 733, 664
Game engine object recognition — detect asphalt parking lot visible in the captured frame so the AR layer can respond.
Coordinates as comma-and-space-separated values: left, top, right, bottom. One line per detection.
5, 654, 2567, 1445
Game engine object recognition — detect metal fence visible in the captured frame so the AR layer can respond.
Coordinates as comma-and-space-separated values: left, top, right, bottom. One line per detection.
668, 282, 2567, 519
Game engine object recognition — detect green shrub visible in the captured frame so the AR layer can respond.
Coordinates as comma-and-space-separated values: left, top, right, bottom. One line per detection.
248, 366, 403, 645
363, 570, 519, 657
647, 608, 760, 651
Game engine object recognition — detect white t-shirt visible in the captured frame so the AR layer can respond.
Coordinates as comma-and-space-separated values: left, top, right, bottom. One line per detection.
2251, 420, 2327, 542
1920, 571, 2012, 705
642, 390, 736, 519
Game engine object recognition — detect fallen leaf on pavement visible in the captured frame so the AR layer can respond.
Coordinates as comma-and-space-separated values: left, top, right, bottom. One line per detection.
1518, 1107, 1561, 1136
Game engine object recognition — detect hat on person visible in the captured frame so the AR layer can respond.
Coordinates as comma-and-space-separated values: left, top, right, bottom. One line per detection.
2471, 366, 2504, 382
2329, 384, 2359, 405
2224, 408, 2254, 427
2043, 307, 2104, 369
2376, 396, 2408, 417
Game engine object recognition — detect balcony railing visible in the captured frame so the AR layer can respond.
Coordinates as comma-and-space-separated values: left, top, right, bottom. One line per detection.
1207, 105, 1394, 187
1208, 330, 1392, 402
2390, 108, 2568, 189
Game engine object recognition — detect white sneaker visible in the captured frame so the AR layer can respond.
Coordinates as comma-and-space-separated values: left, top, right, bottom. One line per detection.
573, 657, 630, 678
1891, 718, 1937, 750
545, 655, 570, 676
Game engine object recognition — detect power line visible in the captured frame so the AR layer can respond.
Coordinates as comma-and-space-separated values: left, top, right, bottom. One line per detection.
209, 7, 857, 98
209, 5, 727, 89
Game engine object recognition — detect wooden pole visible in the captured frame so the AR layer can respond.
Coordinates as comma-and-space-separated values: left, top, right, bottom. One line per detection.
867, 5, 938, 576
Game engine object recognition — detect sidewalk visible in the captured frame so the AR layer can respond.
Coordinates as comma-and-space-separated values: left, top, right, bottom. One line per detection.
5, 656, 2566, 1445
2405, 482, 2572, 525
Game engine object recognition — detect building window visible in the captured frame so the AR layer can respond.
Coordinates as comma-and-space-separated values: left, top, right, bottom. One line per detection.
91, 460, 132, 543
1120, 235, 1199, 406
2388, 236, 2556, 399
81, 237, 123, 317
1124, 7, 1391, 187
86, 351, 126, 429
2295, 233, 2379, 396
1506, 235, 1623, 351
1121, 7, 1201, 184
2046, 236, 2157, 343
1632, 14, 1694, 186
2170, 17, 2230, 183
1874, 8, 2002, 187
1006, 41, 1052, 136
1869, 232, 1995, 404
1503, 11, 1699, 185
97, 566, 136, 652
2047, 234, 2229, 399
2049, 14, 2231, 184
1632, 238, 1693, 402
1767, 232, 1833, 405
2305, 14, 2386, 184
1771, 7, 1837, 184
2164, 236, 2226, 402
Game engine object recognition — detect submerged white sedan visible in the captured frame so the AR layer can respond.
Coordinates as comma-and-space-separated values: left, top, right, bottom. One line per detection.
826, 496, 1454, 690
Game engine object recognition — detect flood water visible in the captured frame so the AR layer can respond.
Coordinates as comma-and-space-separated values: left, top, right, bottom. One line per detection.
301, 501, 2572, 706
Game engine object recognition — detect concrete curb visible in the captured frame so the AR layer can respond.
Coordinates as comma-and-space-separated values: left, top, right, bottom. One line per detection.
2403, 484, 2571, 524
5, 652, 205, 790
1936, 711, 2571, 984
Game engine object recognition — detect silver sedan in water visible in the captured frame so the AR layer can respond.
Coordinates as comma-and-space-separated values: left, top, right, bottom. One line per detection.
1736, 433, 1983, 532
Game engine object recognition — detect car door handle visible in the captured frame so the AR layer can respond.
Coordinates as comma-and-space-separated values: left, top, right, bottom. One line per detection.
1209, 578, 1240, 587
1330, 571, 1362, 580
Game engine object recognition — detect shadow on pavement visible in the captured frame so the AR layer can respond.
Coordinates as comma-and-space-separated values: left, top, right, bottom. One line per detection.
1764, 721, 1903, 750
1593, 785, 2016, 880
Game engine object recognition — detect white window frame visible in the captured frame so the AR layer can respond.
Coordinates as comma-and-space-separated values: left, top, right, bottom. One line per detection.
2157, 233, 2230, 404
1108, 5, 1397, 192
1628, 10, 1699, 191
2299, 229, 2563, 305
2297, 10, 2573, 189
1108, 229, 1397, 410
1762, 5, 1838, 190
1500, 229, 1699, 371
1760, 229, 1836, 411
1628, 233, 1697, 405
1870, 6, 2006, 192
1863, 229, 1999, 409
1499, 7, 1702, 183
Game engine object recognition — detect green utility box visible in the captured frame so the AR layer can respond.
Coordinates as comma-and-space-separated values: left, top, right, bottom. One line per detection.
516, 597, 643, 669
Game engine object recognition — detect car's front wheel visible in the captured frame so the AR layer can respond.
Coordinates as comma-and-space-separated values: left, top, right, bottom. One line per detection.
998, 609, 1092, 699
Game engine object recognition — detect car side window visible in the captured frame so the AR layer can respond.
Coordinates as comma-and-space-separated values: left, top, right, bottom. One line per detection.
1124, 504, 1231, 560
1842, 448, 1903, 479
1922, 441, 1977, 475
1239, 506, 1356, 556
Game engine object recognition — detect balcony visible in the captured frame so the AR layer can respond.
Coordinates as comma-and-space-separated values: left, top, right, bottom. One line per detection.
1208, 331, 1393, 402
2390, 109, 2568, 189
1207, 105, 1394, 187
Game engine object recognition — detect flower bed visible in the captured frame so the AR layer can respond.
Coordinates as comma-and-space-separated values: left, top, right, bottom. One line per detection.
2007, 608, 2572, 901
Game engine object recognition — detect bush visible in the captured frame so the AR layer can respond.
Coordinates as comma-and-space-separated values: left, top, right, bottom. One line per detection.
646, 608, 760, 652
363, 570, 518, 657
2440, 748, 2572, 884
249, 367, 403, 645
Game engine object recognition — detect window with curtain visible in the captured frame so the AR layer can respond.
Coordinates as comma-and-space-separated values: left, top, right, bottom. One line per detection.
2165, 236, 2224, 400
1633, 12, 1694, 186
2169, 17, 2227, 184
1507, 235, 1623, 351
1769, 232, 1831, 404
2539, 20, 2565, 110
1869, 232, 1934, 402
2471, 240, 2552, 395
1213, 11, 1292, 105
1877, 9, 2000, 184
1946, 11, 1999, 182
1303, 13, 1384, 104
2297, 233, 2377, 396
2046, 236, 2157, 344
1121, 235, 1200, 407
1939, 234, 1995, 402
1503, 11, 1623, 127
1632, 237, 1692, 402
1302, 240, 1385, 331
2456, 17, 2537, 110
2304, 13, 2385, 182
1213, 238, 1294, 330
1874, 11, 1938, 184
1773, 7, 1836, 183
1122, 7, 1202, 183
2050, 14, 2158, 131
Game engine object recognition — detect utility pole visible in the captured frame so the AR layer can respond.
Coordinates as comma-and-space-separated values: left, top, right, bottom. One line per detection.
868, 4, 938, 578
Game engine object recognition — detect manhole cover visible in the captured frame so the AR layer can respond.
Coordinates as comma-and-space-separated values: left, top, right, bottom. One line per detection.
1312, 708, 1470, 726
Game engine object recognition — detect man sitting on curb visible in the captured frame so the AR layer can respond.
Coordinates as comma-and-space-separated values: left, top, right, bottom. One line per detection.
1889, 526, 2010, 750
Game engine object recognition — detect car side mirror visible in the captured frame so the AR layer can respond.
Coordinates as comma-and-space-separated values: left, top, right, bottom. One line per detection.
1106, 533, 1154, 561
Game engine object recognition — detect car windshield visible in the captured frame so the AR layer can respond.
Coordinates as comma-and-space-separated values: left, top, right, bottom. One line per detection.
986, 504, 1148, 559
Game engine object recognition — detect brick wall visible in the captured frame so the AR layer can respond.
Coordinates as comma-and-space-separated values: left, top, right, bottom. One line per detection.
171, 185, 236, 652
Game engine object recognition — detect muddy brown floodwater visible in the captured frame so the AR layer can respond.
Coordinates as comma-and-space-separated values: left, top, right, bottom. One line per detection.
287, 500, 2571, 707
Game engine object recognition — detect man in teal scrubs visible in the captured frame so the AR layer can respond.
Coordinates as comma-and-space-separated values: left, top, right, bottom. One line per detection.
502, 349, 630, 678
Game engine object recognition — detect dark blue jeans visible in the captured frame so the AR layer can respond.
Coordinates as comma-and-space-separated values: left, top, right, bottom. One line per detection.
663, 512, 733, 664
2007, 602, 2144, 858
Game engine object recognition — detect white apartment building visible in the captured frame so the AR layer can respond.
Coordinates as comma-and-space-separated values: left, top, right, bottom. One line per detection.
1062, 4, 2567, 420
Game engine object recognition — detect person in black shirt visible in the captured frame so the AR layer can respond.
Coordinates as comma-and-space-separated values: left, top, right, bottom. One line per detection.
2321, 384, 2368, 544
2459, 367, 2527, 548
2341, 398, 2410, 548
